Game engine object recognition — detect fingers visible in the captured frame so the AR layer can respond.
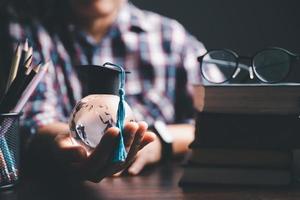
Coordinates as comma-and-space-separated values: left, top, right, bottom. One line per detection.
112, 171, 123, 177
81, 127, 120, 181
78, 121, 156, 182
94, 162, 126, 181
88, 122, 147, 182
83, 127, 119, 169
90, 122, 147, 181
127, 130, 159, 175
127, 152, 146, 175
123, 122, 139, 152
126, 121, 148, 163
139, 131, 156, 150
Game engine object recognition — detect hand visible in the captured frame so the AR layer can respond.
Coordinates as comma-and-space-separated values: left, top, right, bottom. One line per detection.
54, 121, 156, 182
126, 123, 196, 175
127, 134, 162, 175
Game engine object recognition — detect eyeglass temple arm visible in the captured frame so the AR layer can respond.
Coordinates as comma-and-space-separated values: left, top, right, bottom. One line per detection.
202, 59, 249, 70
202, 59, 253, 79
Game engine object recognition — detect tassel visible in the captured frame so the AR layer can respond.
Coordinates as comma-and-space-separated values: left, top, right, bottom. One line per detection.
103, 63, 127, 163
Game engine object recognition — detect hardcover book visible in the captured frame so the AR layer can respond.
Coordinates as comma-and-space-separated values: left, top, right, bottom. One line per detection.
193, 84, 300, 114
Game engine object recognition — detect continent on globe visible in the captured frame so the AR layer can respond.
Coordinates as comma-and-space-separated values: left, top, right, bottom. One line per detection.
69, 94, 134, 149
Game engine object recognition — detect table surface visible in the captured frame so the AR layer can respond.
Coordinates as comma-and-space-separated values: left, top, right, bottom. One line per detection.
1, 162, 300, 200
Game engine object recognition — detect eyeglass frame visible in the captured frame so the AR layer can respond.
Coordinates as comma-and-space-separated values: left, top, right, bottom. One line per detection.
197, 47, 300, 84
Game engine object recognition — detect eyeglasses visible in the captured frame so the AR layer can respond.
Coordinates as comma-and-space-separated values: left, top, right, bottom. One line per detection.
197, 47, 300, 84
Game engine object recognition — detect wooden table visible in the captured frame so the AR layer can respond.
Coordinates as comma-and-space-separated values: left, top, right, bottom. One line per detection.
1, 162, 300, 200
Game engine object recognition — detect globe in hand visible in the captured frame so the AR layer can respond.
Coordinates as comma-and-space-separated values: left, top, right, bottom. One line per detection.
69, 94, 135, 149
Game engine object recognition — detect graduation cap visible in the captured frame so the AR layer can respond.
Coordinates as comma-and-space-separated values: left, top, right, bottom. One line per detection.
75, 63, 129, 163
76, 64, 129, 96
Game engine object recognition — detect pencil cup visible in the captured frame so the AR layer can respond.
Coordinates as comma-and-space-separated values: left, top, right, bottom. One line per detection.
0, 113, 21, 189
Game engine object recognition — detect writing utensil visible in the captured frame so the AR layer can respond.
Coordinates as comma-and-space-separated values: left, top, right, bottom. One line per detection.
0, 56, 33, 113
24, 54, 33, 70
5, 43, 22, 93
13, 62, 49, 113
23, 38, 28, 52
5, 39, 30, 94
0, 148, 11, 184
0, 63, 47, 150
25, 46, 33, 61
15, 39, 29, 79
14, 56, 35, 100
0, 64, 47, 173
20, 63, 40, 94
2, 39, 31, 101
0, 62, 47, 134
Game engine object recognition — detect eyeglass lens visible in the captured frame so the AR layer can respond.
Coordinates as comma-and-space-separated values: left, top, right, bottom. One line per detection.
201, 50, 237, 83
201, 49, 291, 83
253, 49, 290, 83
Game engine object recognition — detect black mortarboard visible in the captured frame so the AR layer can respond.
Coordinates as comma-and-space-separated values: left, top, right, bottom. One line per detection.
76, 64, 128, 96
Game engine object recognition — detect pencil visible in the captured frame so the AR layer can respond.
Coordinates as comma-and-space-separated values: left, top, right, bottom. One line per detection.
13, 62, 49, 112
0, 56, 33, 113
24, 54, 33, 71
5, 43, 22, 93
25, 46, 33, 61
19, 62, 40, 98
15, 40, 29, 79
23, 38, 28, 52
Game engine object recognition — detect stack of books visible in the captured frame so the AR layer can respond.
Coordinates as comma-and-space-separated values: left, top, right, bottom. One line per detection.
180, 84, 300, 186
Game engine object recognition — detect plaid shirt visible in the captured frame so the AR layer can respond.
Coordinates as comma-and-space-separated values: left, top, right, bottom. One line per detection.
7, 3, 205, 133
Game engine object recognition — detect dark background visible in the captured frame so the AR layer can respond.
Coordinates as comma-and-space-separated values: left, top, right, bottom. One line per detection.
131, 0, 300, 56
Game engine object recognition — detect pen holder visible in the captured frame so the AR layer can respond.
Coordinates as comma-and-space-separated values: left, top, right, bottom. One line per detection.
0, 113, 21, 189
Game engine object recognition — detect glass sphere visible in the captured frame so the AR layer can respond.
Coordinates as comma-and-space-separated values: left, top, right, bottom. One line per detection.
69, 94, 134, 149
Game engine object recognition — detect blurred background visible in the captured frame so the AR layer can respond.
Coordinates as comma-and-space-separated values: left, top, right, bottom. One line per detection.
131, 0, 300, 55
1, 0, 300, 94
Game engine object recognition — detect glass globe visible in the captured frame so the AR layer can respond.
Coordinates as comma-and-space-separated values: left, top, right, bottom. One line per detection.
69, 94, 134, 149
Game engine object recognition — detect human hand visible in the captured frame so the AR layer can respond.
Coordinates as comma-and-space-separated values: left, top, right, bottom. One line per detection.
125, 123, 195, 175
54, 121, 156, 182
127, 135, 162, 175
